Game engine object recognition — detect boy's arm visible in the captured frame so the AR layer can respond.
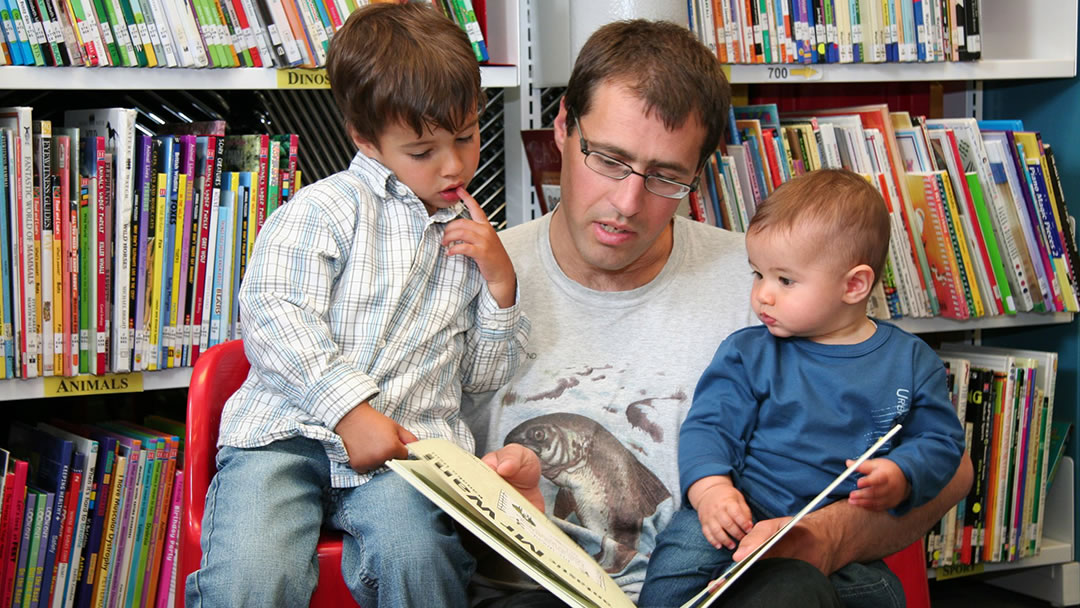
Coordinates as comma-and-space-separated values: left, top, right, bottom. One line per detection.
453, 193, 531, 394
735, 452, 973, 573
239, 187, 378, 432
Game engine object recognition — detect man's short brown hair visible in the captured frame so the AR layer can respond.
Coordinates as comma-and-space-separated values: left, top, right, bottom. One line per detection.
326, 3, 485, 145
563, 19, 731, 169
748, 169, 892, 282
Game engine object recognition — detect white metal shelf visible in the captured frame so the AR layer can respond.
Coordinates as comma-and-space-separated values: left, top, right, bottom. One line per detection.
892, 312, 1075, 334
0, 64, 519, 90
725, 59, 1077, 84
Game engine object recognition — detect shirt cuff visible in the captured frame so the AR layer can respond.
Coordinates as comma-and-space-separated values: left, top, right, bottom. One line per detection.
299, 362, 380, 431
474, 284, 523, 339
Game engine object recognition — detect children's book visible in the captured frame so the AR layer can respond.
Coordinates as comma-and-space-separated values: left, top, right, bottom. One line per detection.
388, 426, 902, 608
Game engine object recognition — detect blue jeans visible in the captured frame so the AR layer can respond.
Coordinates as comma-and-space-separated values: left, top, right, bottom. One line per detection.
640, 506, 903, 608
184, 437, 476, 608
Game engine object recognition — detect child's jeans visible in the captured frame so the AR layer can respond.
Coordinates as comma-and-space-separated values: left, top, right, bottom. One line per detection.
640, 501, 903, 608
184, 436, 475, 608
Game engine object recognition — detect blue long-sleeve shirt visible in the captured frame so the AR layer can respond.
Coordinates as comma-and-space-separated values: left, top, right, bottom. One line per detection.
679, 321, 965, 516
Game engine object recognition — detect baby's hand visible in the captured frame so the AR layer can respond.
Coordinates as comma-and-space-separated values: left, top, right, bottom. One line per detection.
847, 457, 909, 511
689, 477, 754, 550
442, 188, 517, 308
334, 403, 418, 474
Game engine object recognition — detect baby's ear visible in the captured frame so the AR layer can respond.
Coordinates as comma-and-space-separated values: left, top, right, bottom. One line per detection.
842, 264, 876, 304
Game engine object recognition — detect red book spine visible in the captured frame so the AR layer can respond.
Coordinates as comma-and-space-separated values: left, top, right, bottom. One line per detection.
95, 139, 107, 374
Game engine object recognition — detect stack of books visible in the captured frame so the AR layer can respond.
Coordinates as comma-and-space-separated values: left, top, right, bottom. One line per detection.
0, 415, 186, 608
688, 0, 983, 64
929, 345, 1070, 569
689, 102, 1080, 321
0, 0, 489, 67
0, 105, 302, 379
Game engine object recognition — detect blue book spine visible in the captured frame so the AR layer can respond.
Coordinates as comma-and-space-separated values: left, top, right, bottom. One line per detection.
850, 0, 862, 62
0, 131, 13, 376
209, 174, 234, 348
157, 137, 178, 367
230, 172, 251, 340
912, 0, 926, 61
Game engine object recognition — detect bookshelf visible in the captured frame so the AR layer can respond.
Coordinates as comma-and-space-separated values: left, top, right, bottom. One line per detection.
0, 0, 522, 88
0, 64, 519, 89
507, 0, 1080, 605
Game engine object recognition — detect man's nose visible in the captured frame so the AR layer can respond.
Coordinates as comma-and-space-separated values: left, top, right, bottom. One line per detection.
608, 173, 647, 217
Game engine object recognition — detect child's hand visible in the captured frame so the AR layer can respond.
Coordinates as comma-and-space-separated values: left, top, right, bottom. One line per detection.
442, 187, 517, 308
688, 476, 754, 550
334, 403, 418, 474
847, 457, 910, 511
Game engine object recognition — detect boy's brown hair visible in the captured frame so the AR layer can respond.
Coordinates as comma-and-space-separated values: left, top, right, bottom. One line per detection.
326, 3, 485, 146
748, 169, 891, 283
563, 19, 731, 169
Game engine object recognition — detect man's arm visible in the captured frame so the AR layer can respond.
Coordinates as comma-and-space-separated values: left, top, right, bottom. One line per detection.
734, 453, 973, 574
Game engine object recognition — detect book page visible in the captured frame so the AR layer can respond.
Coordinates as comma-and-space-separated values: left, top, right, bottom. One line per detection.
387, 439, 635, 608
682, 424, 903, 608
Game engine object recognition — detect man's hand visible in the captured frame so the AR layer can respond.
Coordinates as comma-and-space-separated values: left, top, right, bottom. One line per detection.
848, 457, 909, 511
688, 476, 754, 550
334, 403, 417, 473
730, 515, 842, 574
481, 443, 545, 511
443, 188, 517, 308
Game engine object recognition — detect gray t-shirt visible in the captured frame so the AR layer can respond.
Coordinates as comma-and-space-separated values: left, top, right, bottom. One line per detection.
463, 213, 755, 600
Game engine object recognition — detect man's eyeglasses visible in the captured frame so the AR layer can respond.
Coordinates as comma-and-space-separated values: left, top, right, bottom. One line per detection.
572, 110, 699, 200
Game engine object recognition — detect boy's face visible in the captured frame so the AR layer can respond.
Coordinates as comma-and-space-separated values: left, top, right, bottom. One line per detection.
746, 227, 856, 342
355, 114, 481, 215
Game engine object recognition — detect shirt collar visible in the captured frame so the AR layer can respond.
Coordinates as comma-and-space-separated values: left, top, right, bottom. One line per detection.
349, 149, 466, 223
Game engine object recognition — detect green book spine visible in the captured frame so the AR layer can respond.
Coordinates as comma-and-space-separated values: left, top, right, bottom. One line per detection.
88, 0, 120, 64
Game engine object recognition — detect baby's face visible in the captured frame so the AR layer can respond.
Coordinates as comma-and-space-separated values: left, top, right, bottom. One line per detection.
745, 228, 852, 340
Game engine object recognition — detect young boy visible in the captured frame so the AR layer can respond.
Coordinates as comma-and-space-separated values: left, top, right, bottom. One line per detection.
184, 4, 530, 607
638, 169, 965, 607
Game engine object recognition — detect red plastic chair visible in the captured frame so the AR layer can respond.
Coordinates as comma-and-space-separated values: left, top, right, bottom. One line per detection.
181, 339, 360, 607
883, 539, 931, 608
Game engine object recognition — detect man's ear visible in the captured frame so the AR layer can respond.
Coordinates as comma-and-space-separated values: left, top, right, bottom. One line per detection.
843, 264, 876, 304
553, 98, 569, 155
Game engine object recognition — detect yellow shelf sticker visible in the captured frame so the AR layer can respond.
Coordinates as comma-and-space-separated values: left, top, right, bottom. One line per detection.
44, 373, 144, 397
934, 562, 985, 581
278, 68, 331, 89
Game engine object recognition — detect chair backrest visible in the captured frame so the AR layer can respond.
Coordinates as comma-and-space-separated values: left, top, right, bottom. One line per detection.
180, 340, 252, 596
882, 539, 931, 608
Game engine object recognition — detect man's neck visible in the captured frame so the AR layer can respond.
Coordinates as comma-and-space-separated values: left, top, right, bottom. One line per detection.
547, 210, 675, 292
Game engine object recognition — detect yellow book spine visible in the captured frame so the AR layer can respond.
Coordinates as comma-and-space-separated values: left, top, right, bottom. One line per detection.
52, 197, 63, 375
940, 172, 985, 317
168, 173, 187, 368
147, 173, 167, 371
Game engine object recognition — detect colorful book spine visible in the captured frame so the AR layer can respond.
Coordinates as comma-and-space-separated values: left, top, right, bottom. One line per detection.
153, 469, 182, 608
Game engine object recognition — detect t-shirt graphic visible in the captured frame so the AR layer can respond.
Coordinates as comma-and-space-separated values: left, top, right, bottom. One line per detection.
505, 412, 671, 573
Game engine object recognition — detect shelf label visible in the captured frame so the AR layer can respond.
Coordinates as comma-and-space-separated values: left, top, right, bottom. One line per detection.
730, 65, 824, 82
934, 563, 985, 580
278, 68, 331, 89
43, 373, 144, 398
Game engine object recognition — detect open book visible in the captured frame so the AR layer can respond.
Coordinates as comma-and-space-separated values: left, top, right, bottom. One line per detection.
388, 424, 902, 608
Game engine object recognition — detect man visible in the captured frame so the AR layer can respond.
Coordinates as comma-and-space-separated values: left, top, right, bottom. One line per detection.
467, 18, 972, 608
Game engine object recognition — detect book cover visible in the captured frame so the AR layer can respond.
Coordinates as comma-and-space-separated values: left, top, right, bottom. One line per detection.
8, 422, 74, 608
36, 422, 98, 608
0, 458, 29, 608
519, 129, 560, 215
905, 172, 967, 319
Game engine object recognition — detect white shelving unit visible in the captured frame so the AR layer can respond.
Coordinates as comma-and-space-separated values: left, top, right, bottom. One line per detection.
0, 64, 519, 89
0, 0, 521, 402
0, 0, 521, 89
893, 312, 1076, 335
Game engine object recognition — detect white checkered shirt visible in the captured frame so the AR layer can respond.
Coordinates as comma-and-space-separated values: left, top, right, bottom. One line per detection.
218, 150, 530, 487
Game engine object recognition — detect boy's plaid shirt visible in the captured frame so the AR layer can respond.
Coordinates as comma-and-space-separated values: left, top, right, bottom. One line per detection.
218, 151, 529, 487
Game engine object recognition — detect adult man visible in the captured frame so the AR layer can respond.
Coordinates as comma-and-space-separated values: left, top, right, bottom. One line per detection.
467, 18, 972, 607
